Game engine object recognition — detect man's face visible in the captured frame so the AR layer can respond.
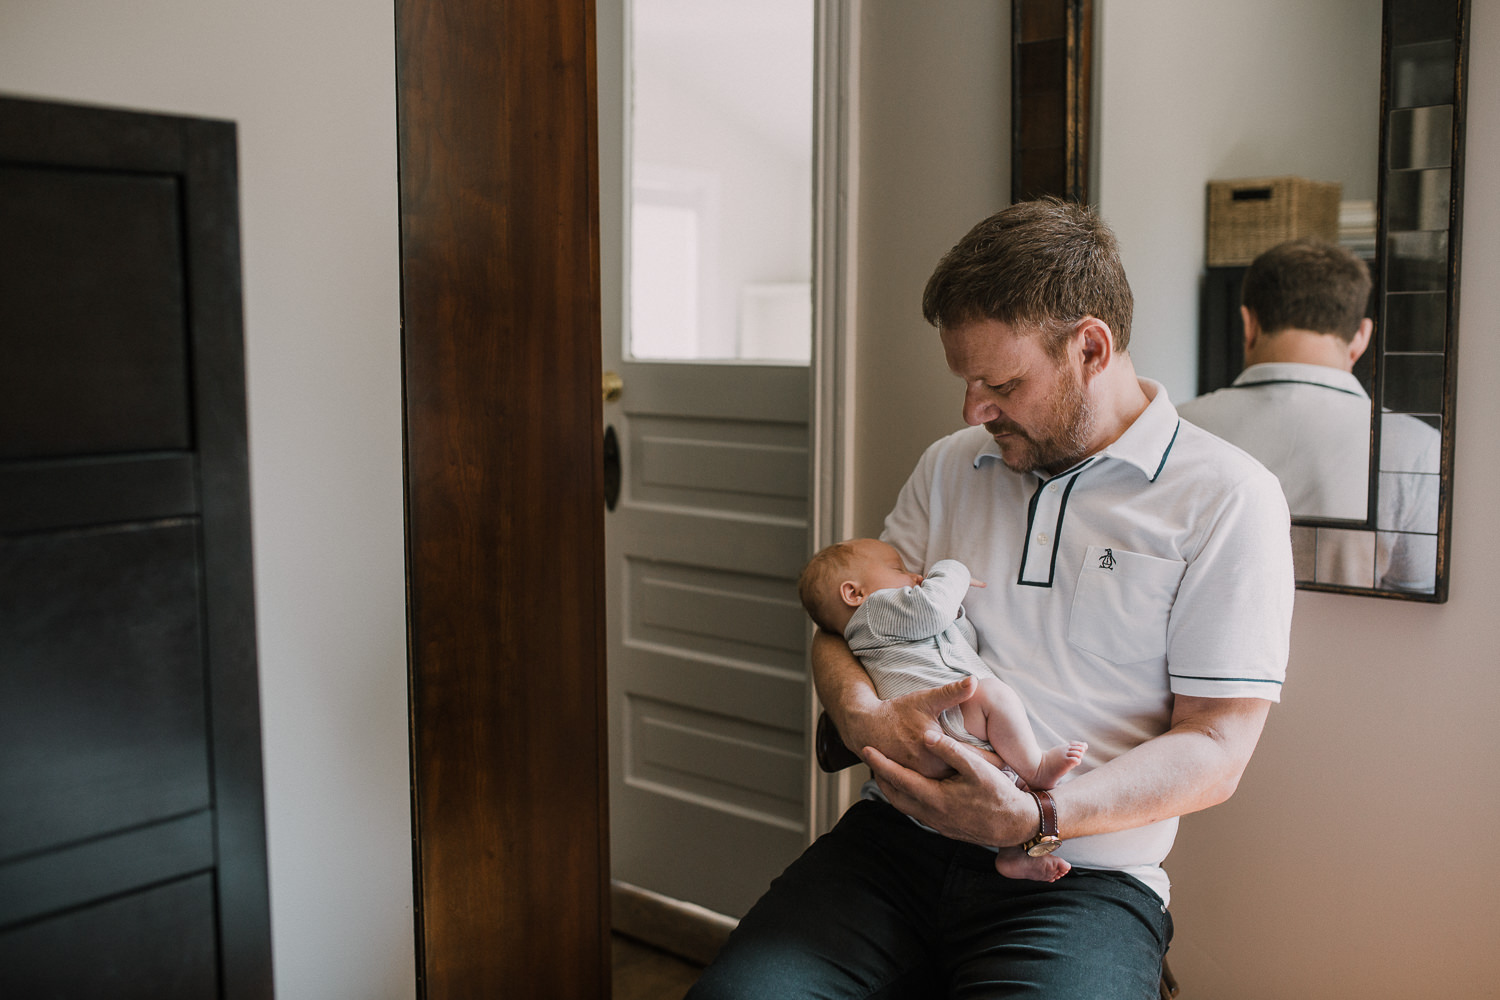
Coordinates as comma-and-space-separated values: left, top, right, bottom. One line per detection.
940, 318, 1098, 476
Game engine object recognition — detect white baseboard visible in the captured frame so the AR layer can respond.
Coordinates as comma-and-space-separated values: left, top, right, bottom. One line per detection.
610, 880, 738, 967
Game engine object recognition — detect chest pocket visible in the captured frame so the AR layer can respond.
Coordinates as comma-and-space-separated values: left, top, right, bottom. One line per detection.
1067, 545, 1187, 664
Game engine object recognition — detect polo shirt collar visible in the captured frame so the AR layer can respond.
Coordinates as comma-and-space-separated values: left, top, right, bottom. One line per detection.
1094, 378, 1180, 482
1231, 362, 1368, 398
972, 377, 1182, 483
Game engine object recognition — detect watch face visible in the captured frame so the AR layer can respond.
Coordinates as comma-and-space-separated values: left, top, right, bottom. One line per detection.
1025, 836, 1061, 858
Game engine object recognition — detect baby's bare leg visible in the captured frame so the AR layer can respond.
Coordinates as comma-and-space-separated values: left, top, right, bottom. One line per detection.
994, 847, 1071, 882
956, 677, 1087, 789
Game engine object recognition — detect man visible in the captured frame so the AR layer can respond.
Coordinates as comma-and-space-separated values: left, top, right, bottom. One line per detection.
1178, 238, 1440, 591
687, 199, 1294, 1000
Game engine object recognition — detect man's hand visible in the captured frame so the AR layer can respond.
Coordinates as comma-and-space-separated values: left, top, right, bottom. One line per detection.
812, 629, 994, 779
838, 676, 982, 779
862, 730, 1035, 847
862, 694, 1276, 852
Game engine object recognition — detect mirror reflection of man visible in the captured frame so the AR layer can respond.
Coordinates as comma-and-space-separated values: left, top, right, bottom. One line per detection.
1178, 239, 1440, 591
687, 199, 1295, 1000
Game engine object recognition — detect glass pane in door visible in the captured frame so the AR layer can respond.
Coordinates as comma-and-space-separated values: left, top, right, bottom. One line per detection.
629, 0, 813, 363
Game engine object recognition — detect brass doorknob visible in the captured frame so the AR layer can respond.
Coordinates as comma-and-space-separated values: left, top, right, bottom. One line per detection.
602, 371, 623, 403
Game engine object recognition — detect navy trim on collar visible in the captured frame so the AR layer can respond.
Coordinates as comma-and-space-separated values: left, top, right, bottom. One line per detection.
1149, 420, 1180, 482
1224, 378, 1366, 398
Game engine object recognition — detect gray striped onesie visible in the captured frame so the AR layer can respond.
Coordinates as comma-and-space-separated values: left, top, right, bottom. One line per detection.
843, 558, 992, 748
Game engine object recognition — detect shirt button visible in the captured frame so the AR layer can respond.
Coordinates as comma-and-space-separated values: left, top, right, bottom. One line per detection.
1036, 533, 1050, 546
1047, 483, 1059, 493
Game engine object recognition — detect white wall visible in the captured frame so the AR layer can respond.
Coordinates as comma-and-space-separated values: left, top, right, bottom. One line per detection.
851, 3, 1500, 996
852, 0, 1010, 537
0, 3, 415, 998
1166, 4, 1500, 994
1097, 0, 1382, 401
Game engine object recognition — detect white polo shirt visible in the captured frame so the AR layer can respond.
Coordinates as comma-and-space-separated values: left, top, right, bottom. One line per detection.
1177, 362, 1373, 520
1178, 362, 1440, 590
878, 379, 1293, 903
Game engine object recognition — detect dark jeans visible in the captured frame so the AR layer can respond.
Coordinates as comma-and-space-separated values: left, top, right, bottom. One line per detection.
687, 799, 1172, 1000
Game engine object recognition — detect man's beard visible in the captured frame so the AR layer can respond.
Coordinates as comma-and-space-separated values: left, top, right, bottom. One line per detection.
987, 366, 1097, 476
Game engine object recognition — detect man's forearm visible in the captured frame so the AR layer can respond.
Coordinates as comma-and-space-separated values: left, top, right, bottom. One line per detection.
1040, 695, 1271, 842
863, 693, 1272, 849
811, 629, 881, 744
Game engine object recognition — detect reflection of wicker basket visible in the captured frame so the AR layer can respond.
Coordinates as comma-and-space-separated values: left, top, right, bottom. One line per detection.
1206, 177, 1342, 266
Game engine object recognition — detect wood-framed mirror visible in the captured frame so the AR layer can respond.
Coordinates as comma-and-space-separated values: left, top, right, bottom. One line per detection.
1014, 0, 1470, 601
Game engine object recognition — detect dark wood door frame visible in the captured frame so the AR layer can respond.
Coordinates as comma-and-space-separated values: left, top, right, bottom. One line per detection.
396, 1, 610, 995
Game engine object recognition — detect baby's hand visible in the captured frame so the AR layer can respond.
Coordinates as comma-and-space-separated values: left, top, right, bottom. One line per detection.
969, 579, 987, 589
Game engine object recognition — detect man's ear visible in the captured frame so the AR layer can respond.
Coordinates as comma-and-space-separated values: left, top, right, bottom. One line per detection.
1347, 317, 1374, 365
1240, 305, 1261, 354
839, 580, 864, 608
1075, 316, 1114, 379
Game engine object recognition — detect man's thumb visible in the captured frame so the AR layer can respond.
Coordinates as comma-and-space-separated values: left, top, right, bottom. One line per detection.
922, 673, 977, 711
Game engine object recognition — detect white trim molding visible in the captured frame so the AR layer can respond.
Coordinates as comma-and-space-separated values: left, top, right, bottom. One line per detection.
808, 0, 862, 839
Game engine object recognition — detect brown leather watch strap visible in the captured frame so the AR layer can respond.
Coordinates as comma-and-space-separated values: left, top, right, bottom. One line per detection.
1032, 788, 1059, 839
1018, 788, 1062, 858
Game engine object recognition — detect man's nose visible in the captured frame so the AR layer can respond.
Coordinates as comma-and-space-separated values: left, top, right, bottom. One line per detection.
963, 384, 998, 426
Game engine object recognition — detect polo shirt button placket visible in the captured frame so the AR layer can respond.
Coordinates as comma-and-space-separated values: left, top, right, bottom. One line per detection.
1021, 476, 1068, 585
1019, 458, 1099, 586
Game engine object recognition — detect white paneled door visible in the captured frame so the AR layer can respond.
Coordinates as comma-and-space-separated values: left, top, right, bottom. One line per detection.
599, 0, 817, 919
602, 360, 811, 917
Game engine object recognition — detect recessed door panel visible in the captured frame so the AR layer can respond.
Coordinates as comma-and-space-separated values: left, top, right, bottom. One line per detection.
0, 165, 191, 460
0, 521, 210, 860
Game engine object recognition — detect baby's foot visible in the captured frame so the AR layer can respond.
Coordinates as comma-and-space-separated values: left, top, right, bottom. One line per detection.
994, 847, 1071, 882
1030, 740, 1088, 789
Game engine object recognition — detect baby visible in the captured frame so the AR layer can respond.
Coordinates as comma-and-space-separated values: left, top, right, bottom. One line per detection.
799, 538, 1087, 881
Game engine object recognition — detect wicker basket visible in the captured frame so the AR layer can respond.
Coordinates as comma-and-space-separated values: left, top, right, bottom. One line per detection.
1206, 176, 1342, 266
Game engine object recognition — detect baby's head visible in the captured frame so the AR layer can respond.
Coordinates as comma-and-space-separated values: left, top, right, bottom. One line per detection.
798, 538, 923, 634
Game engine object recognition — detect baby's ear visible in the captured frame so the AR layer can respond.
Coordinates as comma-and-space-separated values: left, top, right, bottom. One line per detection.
839, 580, 863, 607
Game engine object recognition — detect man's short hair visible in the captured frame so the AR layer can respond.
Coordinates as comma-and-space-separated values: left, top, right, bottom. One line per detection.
1241, 238, 1371, 342
798, 541, 858, 634
921, 197, 1134, 356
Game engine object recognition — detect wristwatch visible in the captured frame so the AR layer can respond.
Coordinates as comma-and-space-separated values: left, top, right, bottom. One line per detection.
1019, 789, 1062, 857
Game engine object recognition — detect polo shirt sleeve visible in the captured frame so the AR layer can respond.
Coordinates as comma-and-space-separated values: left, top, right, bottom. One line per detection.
880, 440, 940, 575
1165, 466, 1294, 702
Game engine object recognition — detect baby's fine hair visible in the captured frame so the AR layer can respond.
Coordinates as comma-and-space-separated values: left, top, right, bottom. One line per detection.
798, 541, 860, 634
